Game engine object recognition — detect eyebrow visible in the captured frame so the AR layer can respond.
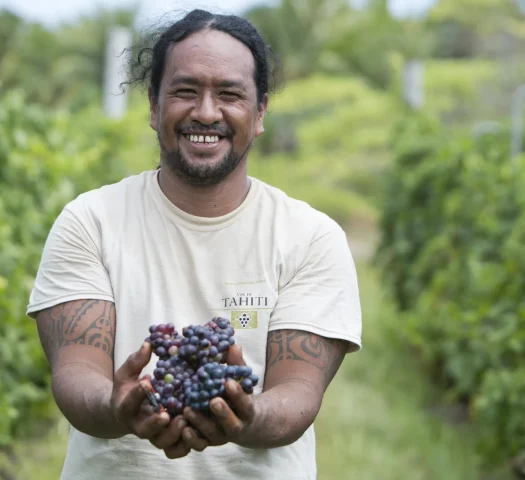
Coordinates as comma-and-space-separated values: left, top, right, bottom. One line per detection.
168, 75, 247, 91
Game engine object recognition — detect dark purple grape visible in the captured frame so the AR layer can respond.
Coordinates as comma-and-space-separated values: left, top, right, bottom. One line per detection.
156, 347, 167, 357
204, 379, 214, 391
199, 390, 210, 400
185, 345, 197, 356
154, 368, 166, 380
164, 384, 175, 395
241, 378, 253, 391
190, 392, 199, 402
209, 346, 218, 357
173, 379, 182, 389
249, 374, 259, 386
200, 339, 210, 348
217, 341, 230, 352
149, 325, 157, 334
200, 400, 210, 410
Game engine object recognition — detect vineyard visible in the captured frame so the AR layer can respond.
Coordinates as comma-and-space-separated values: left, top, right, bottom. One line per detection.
3, 0, 525, 478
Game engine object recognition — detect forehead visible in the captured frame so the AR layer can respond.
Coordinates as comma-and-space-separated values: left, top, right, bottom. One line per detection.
163, 29, 256, 88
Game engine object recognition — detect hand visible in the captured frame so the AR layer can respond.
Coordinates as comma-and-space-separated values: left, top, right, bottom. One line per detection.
181, 344, 257, 450
110, 342, 173, 442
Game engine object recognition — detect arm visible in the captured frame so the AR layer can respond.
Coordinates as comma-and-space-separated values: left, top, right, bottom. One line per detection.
36, 298, 129, 439
236, 329, 349, 448
180, 329, 350, 451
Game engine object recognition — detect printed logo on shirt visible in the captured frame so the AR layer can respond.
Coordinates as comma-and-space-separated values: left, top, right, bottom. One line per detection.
231, 311, 258, 329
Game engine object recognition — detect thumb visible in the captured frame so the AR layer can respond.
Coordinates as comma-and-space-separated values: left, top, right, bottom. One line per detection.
226, 343, 246, 366
116, 341, 153, 381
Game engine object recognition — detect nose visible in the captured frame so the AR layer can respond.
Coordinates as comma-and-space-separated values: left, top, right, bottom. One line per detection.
190, 92, 222, 125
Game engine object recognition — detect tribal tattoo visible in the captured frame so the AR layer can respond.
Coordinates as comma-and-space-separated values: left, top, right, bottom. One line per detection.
37, 300, 116, 363
265, 330, 347, 387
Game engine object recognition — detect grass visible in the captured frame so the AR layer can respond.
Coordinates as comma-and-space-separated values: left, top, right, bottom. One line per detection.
5, 253, 512, 480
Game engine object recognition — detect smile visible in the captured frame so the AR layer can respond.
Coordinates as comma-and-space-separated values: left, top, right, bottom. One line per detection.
184, 134, 221, 144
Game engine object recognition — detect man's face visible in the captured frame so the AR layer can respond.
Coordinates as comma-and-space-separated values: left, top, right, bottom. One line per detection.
149, 29, 268, 186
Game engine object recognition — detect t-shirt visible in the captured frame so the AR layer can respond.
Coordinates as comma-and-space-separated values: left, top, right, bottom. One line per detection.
27, 169, 362, 480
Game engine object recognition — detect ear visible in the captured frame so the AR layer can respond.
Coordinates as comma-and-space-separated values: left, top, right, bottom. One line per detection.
149, 87, 158, 131
254, 93, 269, 137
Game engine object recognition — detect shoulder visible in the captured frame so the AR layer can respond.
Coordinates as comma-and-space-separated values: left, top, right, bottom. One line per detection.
252, 177, 344, 243
63, 170, 155, 221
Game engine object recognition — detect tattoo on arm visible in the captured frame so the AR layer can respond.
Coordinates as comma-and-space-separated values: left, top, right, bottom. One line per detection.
265, 330, 347, 387
37, 300, 116, 364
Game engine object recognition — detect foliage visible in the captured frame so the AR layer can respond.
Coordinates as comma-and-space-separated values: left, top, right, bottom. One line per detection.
0, 90, 130, 447
375, 112, 525, 464
0, 7, 137, 111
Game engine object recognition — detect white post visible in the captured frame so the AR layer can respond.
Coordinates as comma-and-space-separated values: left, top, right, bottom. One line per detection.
103, 26, 132, 119
403, 59, 425, 110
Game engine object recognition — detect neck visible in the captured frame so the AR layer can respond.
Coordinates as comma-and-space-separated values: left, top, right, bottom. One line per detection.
157, 161, 251, 218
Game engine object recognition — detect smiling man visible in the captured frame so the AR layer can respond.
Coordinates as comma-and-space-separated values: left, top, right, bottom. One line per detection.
27, 9, 362, 480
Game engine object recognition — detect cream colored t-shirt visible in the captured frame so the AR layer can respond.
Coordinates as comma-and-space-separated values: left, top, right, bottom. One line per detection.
27, 169, 362, 480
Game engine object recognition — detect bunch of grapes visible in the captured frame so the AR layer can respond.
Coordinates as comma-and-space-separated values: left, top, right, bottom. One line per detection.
143, 317, 258, 417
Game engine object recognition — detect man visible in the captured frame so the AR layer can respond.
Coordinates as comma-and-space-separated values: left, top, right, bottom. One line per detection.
27, 9, 362, 480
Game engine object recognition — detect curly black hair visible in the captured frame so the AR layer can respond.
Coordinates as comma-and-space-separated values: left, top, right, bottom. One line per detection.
123, 9, 280, 105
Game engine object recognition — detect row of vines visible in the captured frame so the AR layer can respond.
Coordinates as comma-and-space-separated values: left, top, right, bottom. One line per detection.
375, 111, 525, 465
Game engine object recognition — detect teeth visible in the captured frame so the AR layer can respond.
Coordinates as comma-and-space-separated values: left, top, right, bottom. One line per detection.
187, 135, 220, 144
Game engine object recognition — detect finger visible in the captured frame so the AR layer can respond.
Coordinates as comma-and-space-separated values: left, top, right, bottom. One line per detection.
224, 379, 255, 421
182, 426, 210, 452
209, 398, 244, 437
225, 344, 246, 366
132, 410, 171, 439
118, 380, 152, 417
164, 440, 192, 459
150, 416, 187, 450
115, 342, 152, 382
183, 408, 226, 446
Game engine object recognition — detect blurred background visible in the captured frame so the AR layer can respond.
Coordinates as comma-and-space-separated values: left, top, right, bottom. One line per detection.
1, 0, 525, 478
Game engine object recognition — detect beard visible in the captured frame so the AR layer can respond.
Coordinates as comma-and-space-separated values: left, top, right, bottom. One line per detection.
158, 133, 248, 187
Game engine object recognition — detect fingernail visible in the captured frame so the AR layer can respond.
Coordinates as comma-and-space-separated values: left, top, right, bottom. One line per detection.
183, 429, 192, 441
141, 342, 149, 351
213, 401, 224, 413
178, 418, 186, 429
185, 410, 196, 421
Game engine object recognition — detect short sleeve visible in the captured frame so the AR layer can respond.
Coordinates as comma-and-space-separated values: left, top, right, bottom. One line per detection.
269, 226, 362, 353
26, 202, 114, 319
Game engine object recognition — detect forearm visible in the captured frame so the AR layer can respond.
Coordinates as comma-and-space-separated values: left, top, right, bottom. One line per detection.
52, 363, 130, 439
237, 380, 321, 449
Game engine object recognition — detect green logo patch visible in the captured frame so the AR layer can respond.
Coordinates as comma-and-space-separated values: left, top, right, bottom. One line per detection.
231, 311, 258, 329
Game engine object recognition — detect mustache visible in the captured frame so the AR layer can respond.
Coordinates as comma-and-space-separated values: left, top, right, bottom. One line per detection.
177, 123, 233, 137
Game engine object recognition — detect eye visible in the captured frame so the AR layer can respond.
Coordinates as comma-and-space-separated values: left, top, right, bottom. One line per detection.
220, 91, 240, 100
175, 89, 197, 98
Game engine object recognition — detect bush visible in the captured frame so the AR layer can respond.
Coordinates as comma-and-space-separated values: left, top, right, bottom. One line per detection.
375, 112, 525, 464
0, 90, 130, 447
